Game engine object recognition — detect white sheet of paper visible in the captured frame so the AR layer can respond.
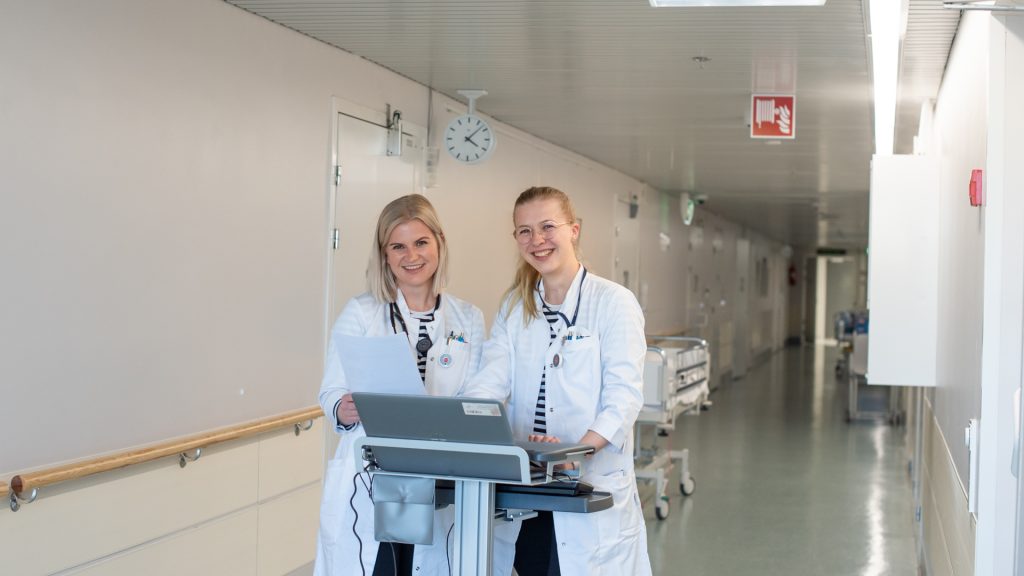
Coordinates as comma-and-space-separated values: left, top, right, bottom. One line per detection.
335, 333, 425, 395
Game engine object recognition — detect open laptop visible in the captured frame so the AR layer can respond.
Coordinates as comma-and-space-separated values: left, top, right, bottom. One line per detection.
353, 393, 589, 483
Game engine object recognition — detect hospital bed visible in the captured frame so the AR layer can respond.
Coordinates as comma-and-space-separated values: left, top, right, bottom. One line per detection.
635, 336, 710, 520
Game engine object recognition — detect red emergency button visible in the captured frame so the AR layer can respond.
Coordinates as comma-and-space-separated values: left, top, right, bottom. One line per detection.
969, 169, 983, 207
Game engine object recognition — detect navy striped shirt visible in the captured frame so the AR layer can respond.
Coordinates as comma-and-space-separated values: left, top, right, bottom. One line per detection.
533, 305, 562, 434
410, 309, 435, 385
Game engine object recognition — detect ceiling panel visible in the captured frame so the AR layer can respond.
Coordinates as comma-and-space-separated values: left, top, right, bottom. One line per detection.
227, 0, 957, 249
895, 0, 961, 153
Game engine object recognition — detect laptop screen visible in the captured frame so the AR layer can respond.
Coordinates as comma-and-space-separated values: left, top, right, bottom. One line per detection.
353, 393, 516, 446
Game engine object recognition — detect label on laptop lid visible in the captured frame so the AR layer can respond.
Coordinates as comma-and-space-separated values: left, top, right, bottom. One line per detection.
462, 402, 501, 417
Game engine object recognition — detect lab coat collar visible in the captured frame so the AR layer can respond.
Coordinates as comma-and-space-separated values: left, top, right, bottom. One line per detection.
394, 289, 443, 318
536, 264, 586, 325
393, 289, 445, 346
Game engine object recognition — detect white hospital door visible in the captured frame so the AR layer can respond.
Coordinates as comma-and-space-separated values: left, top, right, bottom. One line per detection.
327, 103, 424, 322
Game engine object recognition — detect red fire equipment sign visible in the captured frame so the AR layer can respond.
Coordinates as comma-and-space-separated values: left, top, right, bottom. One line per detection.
751, 94, 796, 139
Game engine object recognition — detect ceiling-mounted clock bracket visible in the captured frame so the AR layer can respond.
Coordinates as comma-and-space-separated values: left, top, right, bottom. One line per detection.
385, 103, 403, 157
457, 89, 488, 116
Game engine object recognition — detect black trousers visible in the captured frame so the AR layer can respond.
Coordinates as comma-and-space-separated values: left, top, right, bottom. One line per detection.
373, 542, 414, 576
514, 511, 562, 576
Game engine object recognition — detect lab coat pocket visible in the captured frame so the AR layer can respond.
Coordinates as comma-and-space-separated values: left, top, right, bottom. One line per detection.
551, 332, 601, 433
554, 330, 600, 382
319, 457, 350, 547
593, 469, 643, 563
432, 339, 471, 396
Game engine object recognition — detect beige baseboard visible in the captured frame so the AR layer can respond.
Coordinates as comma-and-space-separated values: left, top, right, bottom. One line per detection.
920, 397, 976, 576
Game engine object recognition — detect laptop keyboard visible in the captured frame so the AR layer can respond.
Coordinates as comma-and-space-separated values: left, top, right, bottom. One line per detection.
499, 480, 594, 497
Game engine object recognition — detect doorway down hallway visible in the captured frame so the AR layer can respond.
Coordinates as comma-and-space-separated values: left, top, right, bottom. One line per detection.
644, 346, 919, 575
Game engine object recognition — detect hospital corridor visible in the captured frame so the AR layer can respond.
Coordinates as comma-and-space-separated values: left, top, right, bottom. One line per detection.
645, 347, 918, 575
2, 1, 1024, 575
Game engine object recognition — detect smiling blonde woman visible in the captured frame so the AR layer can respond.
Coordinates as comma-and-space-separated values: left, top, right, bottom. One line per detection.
314, 194, 513, 576
466, 186, 652, 576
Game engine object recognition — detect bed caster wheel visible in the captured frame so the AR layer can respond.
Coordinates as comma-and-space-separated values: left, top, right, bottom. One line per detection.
680, 476, 695, 496
655, 497, 670, 520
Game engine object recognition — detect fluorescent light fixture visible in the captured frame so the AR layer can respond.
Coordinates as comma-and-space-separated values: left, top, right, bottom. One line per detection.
869, 0, 900, 155
649, 0, 826, 6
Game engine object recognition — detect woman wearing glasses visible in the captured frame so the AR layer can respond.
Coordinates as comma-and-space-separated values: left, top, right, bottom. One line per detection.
314, 195, 504, 576
466, 186, 652, 575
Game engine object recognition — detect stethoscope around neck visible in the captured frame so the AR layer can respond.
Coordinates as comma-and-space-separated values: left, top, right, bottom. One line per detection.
390, 294, 440, 355
540, 268, 587, 370
540, 267, 587, 329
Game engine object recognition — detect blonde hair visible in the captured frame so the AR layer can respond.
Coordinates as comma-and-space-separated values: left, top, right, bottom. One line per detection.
367, 194, 449, 303
503, 186, 580, 324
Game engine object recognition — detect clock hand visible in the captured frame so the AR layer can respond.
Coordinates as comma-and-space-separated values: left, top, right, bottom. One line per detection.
464, 125, 485, 142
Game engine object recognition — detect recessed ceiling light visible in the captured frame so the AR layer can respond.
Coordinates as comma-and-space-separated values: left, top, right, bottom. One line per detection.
869, 0, 900, 155
650, 0, 826, 6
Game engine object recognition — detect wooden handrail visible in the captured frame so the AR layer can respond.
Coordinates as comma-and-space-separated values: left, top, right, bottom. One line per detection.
1, 480, 8, 499
11, 406, 322, 497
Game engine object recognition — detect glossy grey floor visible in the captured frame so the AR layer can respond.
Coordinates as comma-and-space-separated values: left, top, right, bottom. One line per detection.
642, 346, 919, 576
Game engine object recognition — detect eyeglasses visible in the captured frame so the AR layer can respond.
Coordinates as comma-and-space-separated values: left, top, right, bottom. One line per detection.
512, 221, 573, 245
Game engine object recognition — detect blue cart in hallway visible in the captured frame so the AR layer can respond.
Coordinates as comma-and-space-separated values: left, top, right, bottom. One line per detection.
846, 329, 904, 425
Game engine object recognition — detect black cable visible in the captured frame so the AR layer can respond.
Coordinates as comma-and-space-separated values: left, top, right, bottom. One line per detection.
362, 462, 375, 493
445, 522, 455, 576
550, 471, 576, 483
350, 463, 377, 576
350, 472, 366, 576
390, 542, 398, 576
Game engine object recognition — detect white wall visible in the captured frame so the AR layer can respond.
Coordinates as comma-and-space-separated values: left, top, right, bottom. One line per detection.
930, 11, 988, 497
914, 11, 1024, 576
975, 14, 1024, 576
635, 190, 786, 381
917, 11, 988, 573
0, 0, 789, 572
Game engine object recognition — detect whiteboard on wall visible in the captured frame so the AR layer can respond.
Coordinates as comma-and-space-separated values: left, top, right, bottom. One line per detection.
867, 155, 939, 387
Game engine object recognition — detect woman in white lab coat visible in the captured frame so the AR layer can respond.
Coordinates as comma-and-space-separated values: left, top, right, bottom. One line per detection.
314, 194, 490, 576
465, 186, 652, 576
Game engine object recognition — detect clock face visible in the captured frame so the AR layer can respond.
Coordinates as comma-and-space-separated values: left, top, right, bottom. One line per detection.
444, 114, 495, 164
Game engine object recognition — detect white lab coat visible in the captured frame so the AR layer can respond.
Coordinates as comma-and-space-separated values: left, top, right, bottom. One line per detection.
315, 290, 510, 576
466, 267, 653, 576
